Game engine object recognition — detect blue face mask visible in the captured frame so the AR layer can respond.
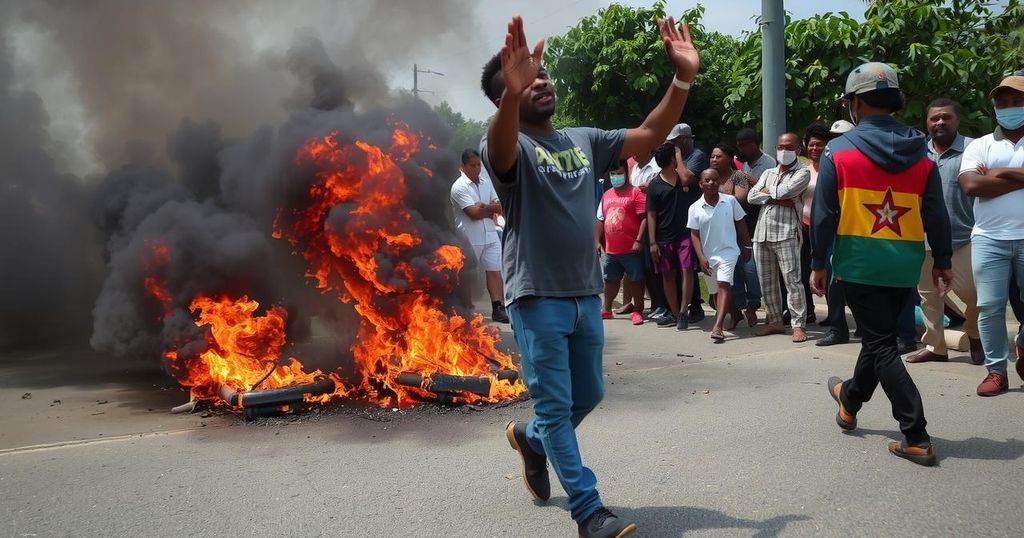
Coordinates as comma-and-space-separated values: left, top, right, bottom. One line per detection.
995, 106, 1024, 130
609, 174, 626, 188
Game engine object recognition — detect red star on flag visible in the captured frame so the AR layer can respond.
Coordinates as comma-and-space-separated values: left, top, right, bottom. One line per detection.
862, 187, 912, 236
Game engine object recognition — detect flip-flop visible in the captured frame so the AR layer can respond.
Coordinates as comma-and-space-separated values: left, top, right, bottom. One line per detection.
710, 329, 725, 341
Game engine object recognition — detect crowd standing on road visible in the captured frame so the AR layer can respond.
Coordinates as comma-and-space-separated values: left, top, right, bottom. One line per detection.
450, 14, 1024, 537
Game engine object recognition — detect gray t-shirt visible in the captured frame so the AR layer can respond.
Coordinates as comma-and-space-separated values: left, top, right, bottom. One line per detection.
481, 127, 626, 305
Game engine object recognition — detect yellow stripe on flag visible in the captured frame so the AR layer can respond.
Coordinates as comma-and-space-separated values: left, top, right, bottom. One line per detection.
836, 187, 923, 241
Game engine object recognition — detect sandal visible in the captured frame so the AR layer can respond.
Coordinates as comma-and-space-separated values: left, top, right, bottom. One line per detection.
710, 329, 725, 341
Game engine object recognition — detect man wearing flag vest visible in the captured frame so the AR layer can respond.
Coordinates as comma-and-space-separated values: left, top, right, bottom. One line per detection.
809, 62, 953, 467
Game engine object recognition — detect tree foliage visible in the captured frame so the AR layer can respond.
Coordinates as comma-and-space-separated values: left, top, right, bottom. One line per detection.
725, 0, 1024, 134
434, 101, 487, 155
543, 2, 740, 151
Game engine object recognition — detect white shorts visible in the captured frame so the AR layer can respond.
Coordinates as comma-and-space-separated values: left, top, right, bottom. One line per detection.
472, 241, 502, 272
705, 257, 737, 294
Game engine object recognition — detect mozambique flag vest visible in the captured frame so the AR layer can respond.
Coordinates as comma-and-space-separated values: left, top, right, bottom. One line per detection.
832, 149, 932, 288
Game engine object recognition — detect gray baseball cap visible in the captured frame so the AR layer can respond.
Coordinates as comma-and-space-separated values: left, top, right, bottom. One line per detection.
666, 123, 693, 141
844, 62, 899, 98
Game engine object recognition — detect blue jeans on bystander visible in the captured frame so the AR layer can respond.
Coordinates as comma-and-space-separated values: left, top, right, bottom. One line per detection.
971, 235, 1024, 374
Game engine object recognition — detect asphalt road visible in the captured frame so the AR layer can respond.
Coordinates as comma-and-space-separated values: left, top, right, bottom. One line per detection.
2, 304, 1023, 537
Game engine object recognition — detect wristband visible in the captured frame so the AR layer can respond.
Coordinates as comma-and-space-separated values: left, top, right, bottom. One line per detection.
672, 76, 693, 90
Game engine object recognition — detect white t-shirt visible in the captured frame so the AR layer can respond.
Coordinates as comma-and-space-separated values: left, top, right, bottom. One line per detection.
959, 129, 1024, 241
450, 170, 500, 246
631, 160, 659, 188
687, 193, 746, 263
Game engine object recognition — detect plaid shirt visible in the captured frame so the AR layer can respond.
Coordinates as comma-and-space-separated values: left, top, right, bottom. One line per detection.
747, 162, 810, 243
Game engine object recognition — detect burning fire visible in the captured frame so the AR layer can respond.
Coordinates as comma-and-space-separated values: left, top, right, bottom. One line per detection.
145, 125, 523, 410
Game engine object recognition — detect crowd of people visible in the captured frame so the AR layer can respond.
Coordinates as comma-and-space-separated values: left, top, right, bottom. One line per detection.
450, 14, 1023, 538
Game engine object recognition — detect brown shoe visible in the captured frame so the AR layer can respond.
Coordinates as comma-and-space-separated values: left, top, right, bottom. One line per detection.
969, 338, 984, 366
791, 327, 807, 343
976, 372, 1009, 397
755, 322, 785, 337
827, 376, 856, 430
905, 348, 949, 364
888, 441, 937, 466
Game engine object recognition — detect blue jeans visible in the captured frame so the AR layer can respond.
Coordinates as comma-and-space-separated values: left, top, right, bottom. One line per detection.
732, 256, 762, 309
971, 235, 1024, 373
507, 295, 605, 523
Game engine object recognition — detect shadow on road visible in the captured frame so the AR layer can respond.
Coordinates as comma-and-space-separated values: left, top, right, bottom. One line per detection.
613, 505, 811, 537
845, 428, 1024, 462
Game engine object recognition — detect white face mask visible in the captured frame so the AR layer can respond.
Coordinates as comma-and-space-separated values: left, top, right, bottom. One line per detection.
776, 149, 797, 166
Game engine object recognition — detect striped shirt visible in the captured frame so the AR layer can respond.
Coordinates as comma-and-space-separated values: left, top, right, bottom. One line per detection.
747, 162, 810, 243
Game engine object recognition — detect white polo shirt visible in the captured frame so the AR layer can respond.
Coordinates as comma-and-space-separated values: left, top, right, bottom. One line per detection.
959, 128, 1024, 241
450, 170, 500, 246
686, 193, 746, 263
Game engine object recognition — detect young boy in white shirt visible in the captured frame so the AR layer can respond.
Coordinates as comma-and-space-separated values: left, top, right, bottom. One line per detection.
688, 169, 752, 340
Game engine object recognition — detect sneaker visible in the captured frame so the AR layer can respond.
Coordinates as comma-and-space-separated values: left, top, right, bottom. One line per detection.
601, 310, 614, 320
578, 508, 636, 538
676, 315, 688, 331
504, 421, 550, 501
492, 306, 510, 324
656, 313, 678, 328
630, 311, 644, 326
647, 307, 667, 320
976, 372, 1008, 397
888, 441, 937, 466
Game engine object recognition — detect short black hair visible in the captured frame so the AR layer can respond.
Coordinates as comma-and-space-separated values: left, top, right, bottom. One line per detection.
481, 53, 503, 103
803, 122, 833, 147
857, 88, 904, 113
712, 143, 738, 170
926, 97, 962, 118
653, 142, 676, 168
736, 127, 758, 144
461, 149, 480, 165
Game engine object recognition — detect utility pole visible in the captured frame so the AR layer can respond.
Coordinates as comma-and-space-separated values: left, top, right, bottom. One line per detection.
761, 0, 786, 150
412, 63, 445, 99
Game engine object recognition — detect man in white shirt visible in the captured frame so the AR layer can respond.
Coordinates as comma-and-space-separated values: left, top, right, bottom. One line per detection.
958, 75, 1024, 396
451, 149, 508, 323
688, 169, 751, 341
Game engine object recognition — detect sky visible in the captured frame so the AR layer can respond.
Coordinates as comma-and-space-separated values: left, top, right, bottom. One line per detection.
435, 0, 868, 120
3, 0, 870, 175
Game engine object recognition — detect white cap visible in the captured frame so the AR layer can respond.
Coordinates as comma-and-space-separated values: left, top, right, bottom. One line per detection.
830, 120, 855, 134
666, 123, 692, 141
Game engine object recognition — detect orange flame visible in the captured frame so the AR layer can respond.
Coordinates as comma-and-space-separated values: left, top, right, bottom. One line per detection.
276, 127, 523, 406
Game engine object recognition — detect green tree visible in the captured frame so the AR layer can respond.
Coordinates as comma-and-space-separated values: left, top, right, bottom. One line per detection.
724, 0, 1024, 135
434, 101, 487, 155
543, 2, 741, 152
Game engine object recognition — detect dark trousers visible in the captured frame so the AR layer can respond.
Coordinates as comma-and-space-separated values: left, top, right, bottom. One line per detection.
799, 225, 815, 318
897, 291, 919, 344
824, 255, 849, 335
840, 282, 929, 445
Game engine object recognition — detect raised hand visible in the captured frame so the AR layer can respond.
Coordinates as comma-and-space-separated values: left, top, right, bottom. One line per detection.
657, 16, 700, 82
500, 16, 545, 96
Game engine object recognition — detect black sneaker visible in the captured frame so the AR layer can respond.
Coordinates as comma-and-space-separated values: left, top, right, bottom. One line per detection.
579, 508, 636, 538
676, 315, 688, 331
492, 305, 510, 324
647, 307, 667, 320
656, 313, 678, 328
504, 421, 550, 501
816, 330, 850, 347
